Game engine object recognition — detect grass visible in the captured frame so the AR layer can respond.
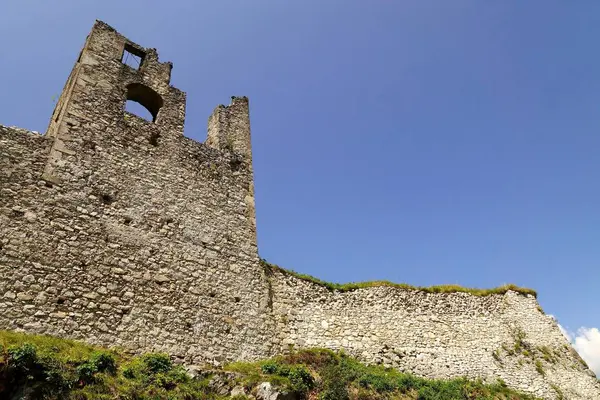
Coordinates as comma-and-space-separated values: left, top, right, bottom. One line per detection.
225, 348, 543, 400
535, 360, 545, 376
0, 330, 220, 400
497, 330, 567, 378
261, 259, 538, 298
0, 330, 544, 400
550, 383, 564, 400
0, 329, 106, 363
512, 328, 528, 355
537, 346, 558, 364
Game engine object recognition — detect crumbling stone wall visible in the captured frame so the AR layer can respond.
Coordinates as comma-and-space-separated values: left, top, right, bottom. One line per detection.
1, 20, 599, 400
269, 269, 600, 399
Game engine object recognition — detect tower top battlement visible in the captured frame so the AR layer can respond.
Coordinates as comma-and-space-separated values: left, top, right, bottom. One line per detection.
47, 20, 183, 139
42, 20, 254, 185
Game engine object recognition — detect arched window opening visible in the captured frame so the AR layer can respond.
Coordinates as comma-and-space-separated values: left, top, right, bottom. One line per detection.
125, 100, 154, 122
125, 83, 163, 122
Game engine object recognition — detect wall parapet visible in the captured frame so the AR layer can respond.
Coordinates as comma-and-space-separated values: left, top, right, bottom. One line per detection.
261, 259, 538, 297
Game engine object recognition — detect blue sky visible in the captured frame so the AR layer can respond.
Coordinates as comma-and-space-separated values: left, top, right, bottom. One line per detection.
1, 1, 598, 369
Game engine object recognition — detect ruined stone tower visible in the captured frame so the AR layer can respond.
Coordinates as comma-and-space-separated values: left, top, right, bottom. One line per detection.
0, 20, 273, 364
2, 21, 599, 400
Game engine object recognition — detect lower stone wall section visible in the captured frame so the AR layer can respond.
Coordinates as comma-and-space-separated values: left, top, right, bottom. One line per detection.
0, 125, 275, 365
269, 270, 600, 400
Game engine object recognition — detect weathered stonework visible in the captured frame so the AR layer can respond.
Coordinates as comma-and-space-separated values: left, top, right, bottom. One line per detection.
269, 270, 600, 399
1, 20, 598, 399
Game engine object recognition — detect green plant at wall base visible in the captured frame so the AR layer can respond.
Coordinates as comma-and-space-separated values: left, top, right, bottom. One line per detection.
261, 361, 279, 374
141, 353, 172, 374
260, 259, 538, 297
0, 330, 546, 400
4, 342, 72, 397
226, 347, 543, 400
0, 330, 215, 400
76, 350, 118, 384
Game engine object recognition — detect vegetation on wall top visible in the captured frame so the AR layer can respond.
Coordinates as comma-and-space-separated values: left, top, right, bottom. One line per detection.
261, 259, 538, 298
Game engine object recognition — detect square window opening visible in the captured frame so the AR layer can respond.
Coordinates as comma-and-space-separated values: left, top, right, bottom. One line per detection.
121, 43, 145, 70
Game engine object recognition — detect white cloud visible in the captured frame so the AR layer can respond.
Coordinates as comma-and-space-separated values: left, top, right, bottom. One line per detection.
572, 327, 600, 377
558, 323, 600, 377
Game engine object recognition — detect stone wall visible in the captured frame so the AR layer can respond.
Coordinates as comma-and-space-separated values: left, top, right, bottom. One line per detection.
0, 121, 275, 363
268, 269, 600, 400
1, 20, 599, 400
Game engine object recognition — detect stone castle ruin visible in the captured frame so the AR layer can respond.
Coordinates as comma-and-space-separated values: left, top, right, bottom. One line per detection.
1, 21, 598, 399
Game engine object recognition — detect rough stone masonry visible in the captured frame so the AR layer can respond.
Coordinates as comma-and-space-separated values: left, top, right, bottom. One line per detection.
0, 20, 598, 400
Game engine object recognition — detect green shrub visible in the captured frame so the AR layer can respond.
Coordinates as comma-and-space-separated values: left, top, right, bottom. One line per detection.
287, 365, 314, 394
75, 351, 117, 385
395, 374, 422, 393
4, 343, 72, 397
320, 386, 348, 400
261, 360, 279, 374
320, 364, 350, 400
141, 353, 172, 374
122, 365, 136, 379
259, 361, 314, 394
76, 362, 98, 384
90, 351, 117, 374
358, 372, 396, 392
417, 380, 464, 400
154, 369, 188, 390
7, 342, 38, 371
